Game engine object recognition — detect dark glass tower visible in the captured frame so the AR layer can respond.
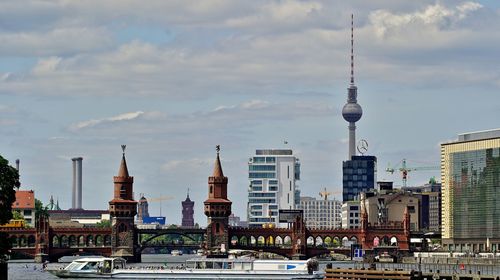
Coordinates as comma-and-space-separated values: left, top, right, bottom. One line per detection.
342, 156, 377, 202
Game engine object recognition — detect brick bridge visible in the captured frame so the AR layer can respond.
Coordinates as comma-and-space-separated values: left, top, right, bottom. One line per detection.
1, 148, 411, 262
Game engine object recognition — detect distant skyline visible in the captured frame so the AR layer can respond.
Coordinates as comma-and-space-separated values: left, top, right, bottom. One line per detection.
1, 1, 499, 225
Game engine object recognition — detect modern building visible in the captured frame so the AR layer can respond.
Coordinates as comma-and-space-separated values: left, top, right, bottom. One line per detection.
299, 196, 341, 229
181, 190, 195, 228
402, 179, 442, 232
341, 200, 360, 229
342, 155, 377, 202
12, 190, 36, 227
247, 149, 300, 228
441, 129, 500, 252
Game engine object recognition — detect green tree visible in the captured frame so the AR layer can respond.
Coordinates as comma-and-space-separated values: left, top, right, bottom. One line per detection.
11, 210, 24, 220
0, 155, 19, 261
96, 220, 111, 228
35, 198, 49, 223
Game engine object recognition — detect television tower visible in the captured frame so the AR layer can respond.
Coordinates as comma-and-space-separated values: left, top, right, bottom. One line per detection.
342, 14, 363, 159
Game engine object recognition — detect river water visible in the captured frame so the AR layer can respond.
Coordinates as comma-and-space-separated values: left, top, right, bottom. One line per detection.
8, 254, 363, 280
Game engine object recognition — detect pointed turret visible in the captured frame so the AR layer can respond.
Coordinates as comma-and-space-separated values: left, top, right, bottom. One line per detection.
118, 154, 129, 178
212, 152, 224, 177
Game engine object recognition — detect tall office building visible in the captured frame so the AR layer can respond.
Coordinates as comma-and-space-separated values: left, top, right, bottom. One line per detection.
441, 129, 500, 252
342, 156, 377, 202
299, 196, 341, 229
247, 149, 300, 228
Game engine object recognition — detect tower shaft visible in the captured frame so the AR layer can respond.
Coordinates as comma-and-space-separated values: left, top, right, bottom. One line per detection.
349, 122, 356, 159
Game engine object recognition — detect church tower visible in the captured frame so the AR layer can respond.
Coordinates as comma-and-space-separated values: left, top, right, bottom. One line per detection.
108, 145, 139, 262
182, 189, 195, 228
204, 146, 232, 254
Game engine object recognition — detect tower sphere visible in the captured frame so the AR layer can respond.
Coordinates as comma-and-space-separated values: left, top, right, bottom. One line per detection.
342, 102, 363, 123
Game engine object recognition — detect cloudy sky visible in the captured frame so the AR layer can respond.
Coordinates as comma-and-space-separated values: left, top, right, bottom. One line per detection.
1, 0, 499, 225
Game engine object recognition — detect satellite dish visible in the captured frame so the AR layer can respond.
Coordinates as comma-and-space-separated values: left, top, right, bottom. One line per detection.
357, 139, 368, 155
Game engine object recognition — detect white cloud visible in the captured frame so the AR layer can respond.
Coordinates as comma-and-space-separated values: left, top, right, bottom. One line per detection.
369, 2, 483, 38
69, 111, 144, 131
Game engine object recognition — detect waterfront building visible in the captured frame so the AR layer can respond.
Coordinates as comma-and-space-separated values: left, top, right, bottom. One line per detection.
299, 196, 341, 229
12, 190, 36, 227
342, 155, 377, 202
402, 179, 442, 232
364, 190, 420, 231
247, 149, 300, 228
441, 129, 500, 252
181, 190, 195, 228
341, 200, 360, 229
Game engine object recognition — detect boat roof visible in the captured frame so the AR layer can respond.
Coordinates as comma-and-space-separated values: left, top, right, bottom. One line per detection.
72, 257, 125, 262
186, 258, 308, 263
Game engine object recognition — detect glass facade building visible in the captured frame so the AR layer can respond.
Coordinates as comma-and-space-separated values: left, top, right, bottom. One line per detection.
247, 149, 300, 228
441, 129, 500, 252
342, 155, 377, 202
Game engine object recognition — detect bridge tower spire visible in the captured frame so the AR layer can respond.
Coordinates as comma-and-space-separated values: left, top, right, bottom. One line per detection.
108, 145, 139, 262
204, 145, 232, 256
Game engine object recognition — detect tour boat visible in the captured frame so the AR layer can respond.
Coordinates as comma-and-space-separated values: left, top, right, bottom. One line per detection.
47, 256, 323, 279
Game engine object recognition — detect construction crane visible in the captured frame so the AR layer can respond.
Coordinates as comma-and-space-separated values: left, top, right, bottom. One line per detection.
386, 158, 439, 187
319, 188, 341, 200
145, 195, 174, 216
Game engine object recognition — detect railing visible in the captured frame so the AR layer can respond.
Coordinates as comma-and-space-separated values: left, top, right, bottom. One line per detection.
325, 268, 417, 280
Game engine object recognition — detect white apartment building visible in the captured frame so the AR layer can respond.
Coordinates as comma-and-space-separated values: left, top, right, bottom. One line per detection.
341, 200, 361, 229
299, 196, 341, 229
247, 149, 300, 228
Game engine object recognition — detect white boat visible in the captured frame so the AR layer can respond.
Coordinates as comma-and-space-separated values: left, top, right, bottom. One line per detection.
171, 249, 183, 256
47, 256, 323, 279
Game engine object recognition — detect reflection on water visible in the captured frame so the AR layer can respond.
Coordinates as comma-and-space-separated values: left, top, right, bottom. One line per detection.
8, 254, 363, 280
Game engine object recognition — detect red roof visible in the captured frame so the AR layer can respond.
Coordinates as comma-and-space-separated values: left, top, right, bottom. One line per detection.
13, 190, 35, 209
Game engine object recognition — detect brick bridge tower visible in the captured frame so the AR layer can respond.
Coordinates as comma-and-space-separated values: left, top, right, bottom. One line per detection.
181, 189, 195, 228
204, 146, 232, 255
108, 145, 139, 262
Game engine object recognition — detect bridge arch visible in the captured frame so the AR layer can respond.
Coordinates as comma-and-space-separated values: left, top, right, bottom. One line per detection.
104, 235, 111, 246
257, 236, 265, 246
95, 235, 103, 247
250, 236, 256, 246
390, 236, 398, 246
28, 235, 36, 247
239, 236, 247, 246
19, 236, 27, 247
283, 236, 291, 246
77, 235, 84, 247
266, 236, 274, 247
275, 236, 283, 246
140, 231, 198, 246
231, 236, 238, 245
52, 235, 60, 248
306, 236, 314, 247
61, 235, 69, 248
69, 235, 77, 247
315, 236, 323, 247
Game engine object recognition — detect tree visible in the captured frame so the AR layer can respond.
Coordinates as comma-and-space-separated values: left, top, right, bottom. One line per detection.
0, 155, 19, 261
35, 198, 49, 223
96, 220, 111, 228
11, 210, 24, 220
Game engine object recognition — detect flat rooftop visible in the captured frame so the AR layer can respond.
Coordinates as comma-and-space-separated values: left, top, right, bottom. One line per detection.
457, 128, 500, 142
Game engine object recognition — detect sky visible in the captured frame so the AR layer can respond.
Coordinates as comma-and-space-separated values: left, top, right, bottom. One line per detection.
1, 0, 499, 226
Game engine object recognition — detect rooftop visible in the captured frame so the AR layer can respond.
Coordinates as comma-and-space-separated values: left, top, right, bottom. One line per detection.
457, 128, 500, 142
255, 149, 293, 156
12, 190, 35, 209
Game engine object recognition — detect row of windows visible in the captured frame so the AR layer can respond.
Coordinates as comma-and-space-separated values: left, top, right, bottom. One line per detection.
252, 157, 276, 163
249, 199, 276, 204
249, 172, 276, 179
250, 205, 262, 210
249, 165, 276, 171
249, 193, 276, 198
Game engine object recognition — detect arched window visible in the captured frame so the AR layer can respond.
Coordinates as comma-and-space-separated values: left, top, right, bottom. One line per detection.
215, 223, 220, 233
210, 186, 213, 194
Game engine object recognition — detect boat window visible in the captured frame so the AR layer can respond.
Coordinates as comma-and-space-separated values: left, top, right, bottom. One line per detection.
233, 262, 242, 270
213, 262, 222, 269
205, 261, 213, 269
186, 261, 195, 269
81, 262, 97, 270
242, 262, 252, 270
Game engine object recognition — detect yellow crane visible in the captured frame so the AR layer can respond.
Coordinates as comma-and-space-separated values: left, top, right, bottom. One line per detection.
319, 188, 341, 200
144, 195, 174, 216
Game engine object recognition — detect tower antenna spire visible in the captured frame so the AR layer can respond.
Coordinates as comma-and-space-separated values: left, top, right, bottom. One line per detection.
350, 14, 354, 85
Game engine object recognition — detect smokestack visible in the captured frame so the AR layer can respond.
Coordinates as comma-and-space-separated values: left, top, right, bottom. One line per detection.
15, 159, 19, 171
71, 157, 83, 209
